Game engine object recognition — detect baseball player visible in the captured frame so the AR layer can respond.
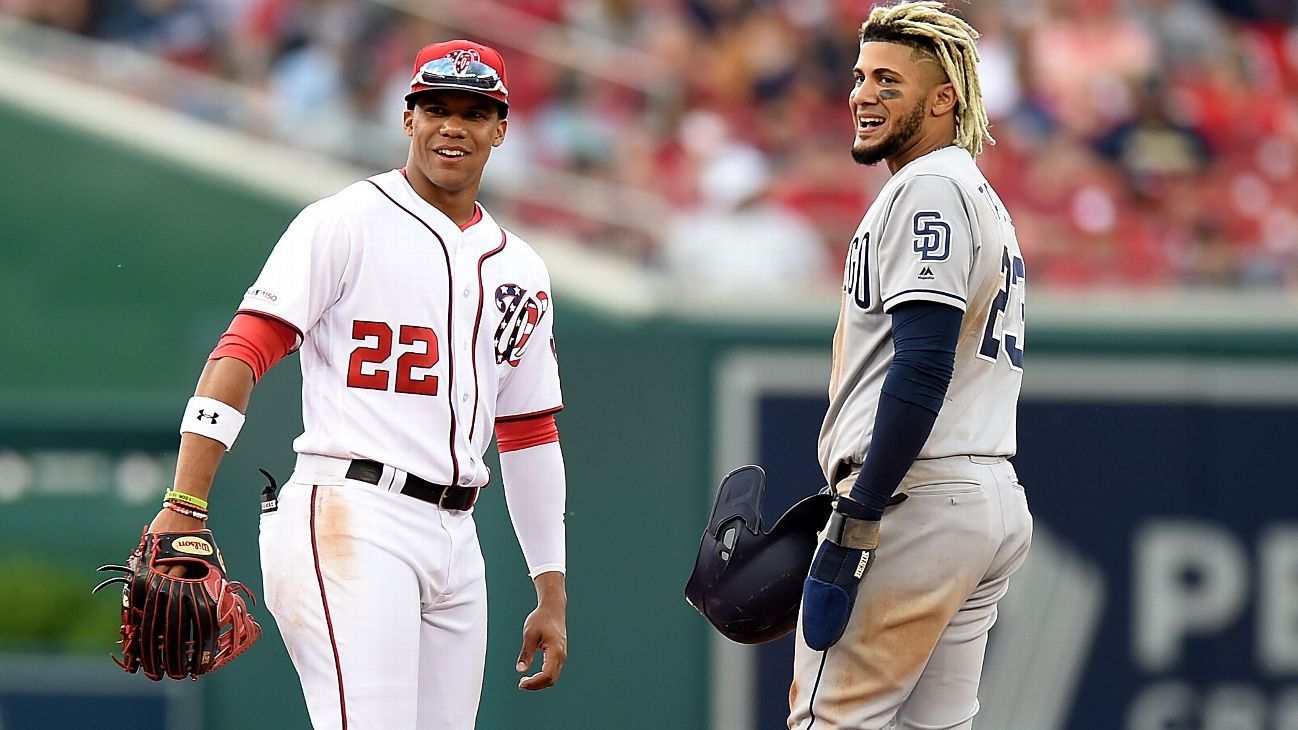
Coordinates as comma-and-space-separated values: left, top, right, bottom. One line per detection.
790, 3, 1032, 728
144, 40, 568, 729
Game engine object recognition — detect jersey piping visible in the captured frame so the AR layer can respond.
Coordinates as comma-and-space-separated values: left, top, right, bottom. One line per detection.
469, 231, 509, 441
309, 485, 349, 728
496, 405, 565, 422
806, 650, 830, 728
363, 179, 462, 487
881, 289, 968, 307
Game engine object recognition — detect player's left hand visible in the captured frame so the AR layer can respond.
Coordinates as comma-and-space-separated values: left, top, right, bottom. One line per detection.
517, 572, 567, 691
801, 497, 880, 651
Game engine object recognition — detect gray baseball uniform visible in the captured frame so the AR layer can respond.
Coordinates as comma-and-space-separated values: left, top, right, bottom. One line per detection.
791, 146, 1033, 729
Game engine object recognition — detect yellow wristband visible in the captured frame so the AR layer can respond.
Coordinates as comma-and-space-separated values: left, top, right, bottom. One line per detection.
164, 490, 209, 510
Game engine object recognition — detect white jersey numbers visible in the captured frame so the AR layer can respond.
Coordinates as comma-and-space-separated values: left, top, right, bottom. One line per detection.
977, 248, 1026, 371
844, 233, 871, 309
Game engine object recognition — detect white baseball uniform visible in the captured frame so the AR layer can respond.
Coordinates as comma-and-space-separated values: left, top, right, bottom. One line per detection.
791, 146, 1033, 729
248, 169, 563, 730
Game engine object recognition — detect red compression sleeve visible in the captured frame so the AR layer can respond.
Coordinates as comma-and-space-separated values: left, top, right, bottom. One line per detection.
495, 414, 559, 453
208, 313, 297, 382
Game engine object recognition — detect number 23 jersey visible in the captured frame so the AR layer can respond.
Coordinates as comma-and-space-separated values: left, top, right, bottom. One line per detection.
820, 146, 1025, 483
238, 170, 563, 489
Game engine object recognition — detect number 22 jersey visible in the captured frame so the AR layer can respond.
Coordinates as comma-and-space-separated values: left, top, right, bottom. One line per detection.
237, 170, 563, 489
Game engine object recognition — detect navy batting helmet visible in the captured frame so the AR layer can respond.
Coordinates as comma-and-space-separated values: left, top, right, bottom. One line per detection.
685, 465, 833, 644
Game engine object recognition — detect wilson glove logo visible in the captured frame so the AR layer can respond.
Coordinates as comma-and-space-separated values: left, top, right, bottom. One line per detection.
493, 284, 550, 367
172, 537, 215, 556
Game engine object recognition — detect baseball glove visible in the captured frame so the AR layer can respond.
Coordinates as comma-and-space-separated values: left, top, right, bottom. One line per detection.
93, 529, 261, 680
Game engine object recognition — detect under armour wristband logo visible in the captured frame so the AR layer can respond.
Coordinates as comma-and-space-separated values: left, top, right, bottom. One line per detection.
180, 397, 244, 452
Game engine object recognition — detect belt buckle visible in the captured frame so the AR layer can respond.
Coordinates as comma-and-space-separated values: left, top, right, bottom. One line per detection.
438, 486, 477, 511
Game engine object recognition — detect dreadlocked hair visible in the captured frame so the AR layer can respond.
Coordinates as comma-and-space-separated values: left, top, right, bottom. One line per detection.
859, 1, 993, 156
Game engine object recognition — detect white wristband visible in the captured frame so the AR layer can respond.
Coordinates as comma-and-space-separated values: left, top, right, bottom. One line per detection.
179, 396, 246, 451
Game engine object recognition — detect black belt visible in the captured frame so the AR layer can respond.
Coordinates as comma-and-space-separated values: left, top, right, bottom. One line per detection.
345, 459, 479, 511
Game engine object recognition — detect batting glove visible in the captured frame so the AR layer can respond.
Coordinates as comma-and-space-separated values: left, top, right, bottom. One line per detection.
801, 496, 880, 651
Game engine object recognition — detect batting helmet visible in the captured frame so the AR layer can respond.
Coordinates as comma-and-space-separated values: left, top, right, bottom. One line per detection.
685, 465, 833, 644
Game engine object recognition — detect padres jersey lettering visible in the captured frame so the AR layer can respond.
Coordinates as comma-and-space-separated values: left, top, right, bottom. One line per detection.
820, 146, 1024, 480
239, 170, 562, 488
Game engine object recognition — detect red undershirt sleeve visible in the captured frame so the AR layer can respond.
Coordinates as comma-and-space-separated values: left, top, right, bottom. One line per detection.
208, 312, 298, 382
495, 414, 560, 453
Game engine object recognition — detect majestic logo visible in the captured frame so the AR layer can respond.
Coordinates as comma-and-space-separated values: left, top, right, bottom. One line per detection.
918, 266, 935, 280
447, 49, 481, 75
493, 284, 550, 367
172, 537, 215, 556
195, 410, 219, 424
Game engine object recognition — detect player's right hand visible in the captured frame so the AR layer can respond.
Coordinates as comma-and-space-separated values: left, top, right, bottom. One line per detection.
801, 497, 880, 650
516, 600, 567, 691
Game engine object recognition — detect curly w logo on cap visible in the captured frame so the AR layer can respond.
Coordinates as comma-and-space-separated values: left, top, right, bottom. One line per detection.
405, 40, 510, 115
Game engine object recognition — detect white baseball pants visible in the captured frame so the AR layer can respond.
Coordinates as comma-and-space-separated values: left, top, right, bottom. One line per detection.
260, 455, 487, 730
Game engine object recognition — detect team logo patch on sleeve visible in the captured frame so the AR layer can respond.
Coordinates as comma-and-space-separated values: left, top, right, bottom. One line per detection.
912, 211, 951, 262
493, 284, 550, 367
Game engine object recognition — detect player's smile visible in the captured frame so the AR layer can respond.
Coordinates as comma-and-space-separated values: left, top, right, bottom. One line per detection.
856, 113, 887, 137
433, 144, 472, 162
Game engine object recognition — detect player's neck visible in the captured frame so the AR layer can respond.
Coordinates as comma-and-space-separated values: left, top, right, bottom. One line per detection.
886, 131, 957, 174
401, 167, 481, 228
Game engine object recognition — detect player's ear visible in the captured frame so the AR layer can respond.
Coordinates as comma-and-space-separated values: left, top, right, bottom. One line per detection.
930, 82, 957, 118
493, 118, 507, 148
403, 108, 415, 138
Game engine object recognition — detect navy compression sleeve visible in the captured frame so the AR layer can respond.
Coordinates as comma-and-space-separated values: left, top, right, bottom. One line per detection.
847, 301, 963, 520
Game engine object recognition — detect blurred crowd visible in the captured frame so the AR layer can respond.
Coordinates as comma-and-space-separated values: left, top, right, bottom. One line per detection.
7, 0, 1298, 291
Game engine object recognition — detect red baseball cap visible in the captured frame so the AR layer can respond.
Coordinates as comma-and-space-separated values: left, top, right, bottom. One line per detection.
405, 40, 509, 116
